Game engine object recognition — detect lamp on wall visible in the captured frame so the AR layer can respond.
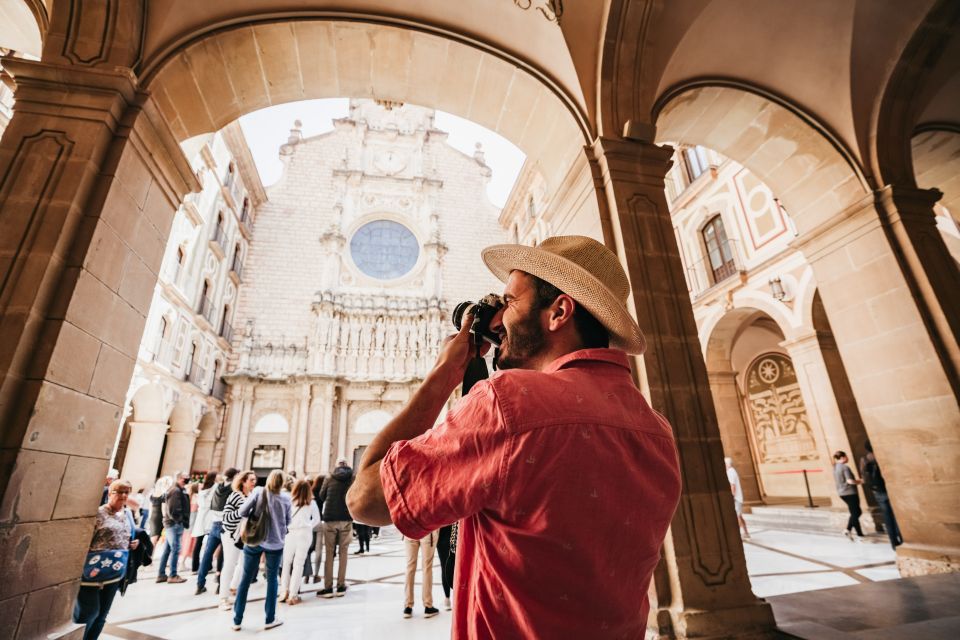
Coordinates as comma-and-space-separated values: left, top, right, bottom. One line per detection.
769, 276, 786, 301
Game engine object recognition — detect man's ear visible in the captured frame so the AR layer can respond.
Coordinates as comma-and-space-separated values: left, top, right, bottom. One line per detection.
548, 295, 577, 331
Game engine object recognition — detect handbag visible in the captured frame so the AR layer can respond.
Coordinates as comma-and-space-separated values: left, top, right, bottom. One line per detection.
81, 509, 136, 586
239, 489, 271, 546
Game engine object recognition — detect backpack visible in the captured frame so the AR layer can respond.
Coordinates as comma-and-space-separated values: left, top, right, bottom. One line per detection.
239, 490, 271, 546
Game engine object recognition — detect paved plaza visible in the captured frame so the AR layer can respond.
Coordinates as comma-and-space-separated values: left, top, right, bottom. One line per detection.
101, 526, 898, 639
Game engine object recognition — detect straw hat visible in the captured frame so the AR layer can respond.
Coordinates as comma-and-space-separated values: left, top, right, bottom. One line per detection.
481, 235, 646, 354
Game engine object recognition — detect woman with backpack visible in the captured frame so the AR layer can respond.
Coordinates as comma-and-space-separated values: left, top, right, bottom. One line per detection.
279, 479, 321, 605
232, 469, 291, 631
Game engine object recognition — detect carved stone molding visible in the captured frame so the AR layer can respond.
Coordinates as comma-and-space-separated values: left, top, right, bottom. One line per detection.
512, 0, 564, 24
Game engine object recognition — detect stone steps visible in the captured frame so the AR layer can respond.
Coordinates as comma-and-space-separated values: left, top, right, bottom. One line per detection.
745, 504, 879, 540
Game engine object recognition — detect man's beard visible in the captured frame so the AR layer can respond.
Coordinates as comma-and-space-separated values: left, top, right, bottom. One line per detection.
497, 309, 547, 370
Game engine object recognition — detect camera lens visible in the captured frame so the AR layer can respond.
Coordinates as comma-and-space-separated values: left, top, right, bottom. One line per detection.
452, 301, 475, 331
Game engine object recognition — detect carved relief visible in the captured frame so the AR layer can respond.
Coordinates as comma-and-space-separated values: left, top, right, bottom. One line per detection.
746, 353, 817, 463
512, 0, 564, 24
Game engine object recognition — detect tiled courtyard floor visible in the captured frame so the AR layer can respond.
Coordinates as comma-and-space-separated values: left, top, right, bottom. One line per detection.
103, 526, 899, 639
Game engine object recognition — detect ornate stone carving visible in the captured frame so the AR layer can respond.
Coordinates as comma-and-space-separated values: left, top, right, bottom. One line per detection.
512, 0, 564, 24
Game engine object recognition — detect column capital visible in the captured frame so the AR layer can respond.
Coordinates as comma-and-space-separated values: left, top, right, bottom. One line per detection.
589, 136, 675, 185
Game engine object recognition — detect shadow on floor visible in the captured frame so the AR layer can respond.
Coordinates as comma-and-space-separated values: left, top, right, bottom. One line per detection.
769, 572, 960, 639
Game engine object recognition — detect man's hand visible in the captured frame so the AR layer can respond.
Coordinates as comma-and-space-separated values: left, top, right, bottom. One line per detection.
433, 313, 490, 392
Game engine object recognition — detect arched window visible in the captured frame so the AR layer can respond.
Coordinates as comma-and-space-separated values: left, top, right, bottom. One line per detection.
702, 215, 736, 283
231, 243, 243, 277
185, 341, 198, 380
225, 162, 236, 188
213, 212, 226, 247
173, 245, 186, 281
683, 145, 710, 182
220, 304, 232, 341
199, 279, 213, 320
154, 316, 169, 360
240, 197, 250, 224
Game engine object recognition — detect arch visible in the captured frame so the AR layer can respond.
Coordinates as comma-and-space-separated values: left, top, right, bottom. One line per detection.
0, 0, 45, 56
143, 19, 590, 194
912, 127, 960, 217
654, 83, 870, 236
254, 412, 289, 433
872, 0, 960, 187
130, 383, 168, 423
355, 409, 393, 434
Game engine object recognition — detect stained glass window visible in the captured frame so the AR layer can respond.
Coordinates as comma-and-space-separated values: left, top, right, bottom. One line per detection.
350, 220, 420, 279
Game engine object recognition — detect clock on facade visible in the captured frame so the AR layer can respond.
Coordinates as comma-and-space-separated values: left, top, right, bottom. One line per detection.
373, 149, 408, 175
350, 220, 420, 279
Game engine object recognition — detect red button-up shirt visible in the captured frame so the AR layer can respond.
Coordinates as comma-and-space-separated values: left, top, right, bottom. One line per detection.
382, 349, 681, 639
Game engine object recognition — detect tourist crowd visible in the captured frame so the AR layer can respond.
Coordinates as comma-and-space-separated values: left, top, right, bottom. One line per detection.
76, 459, 445, 638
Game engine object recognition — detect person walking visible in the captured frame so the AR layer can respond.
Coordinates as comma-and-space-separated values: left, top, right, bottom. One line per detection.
402, 530, 440, 619
190, 472, 216, 574
725, 457, 750, 539
147, 477, 170, 547
279, 479, 320, 605
859, 441, 903, 549
196, 468, 237, 596
74, 479, 139, 640
218, 470, 256, 610
232, 469, 292, 631
834, 451, 865, 540
157, 472, 190, 583
317, 460, 353, 599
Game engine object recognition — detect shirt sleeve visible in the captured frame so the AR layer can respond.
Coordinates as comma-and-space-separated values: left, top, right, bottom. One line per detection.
380, 380, 509, 540
239, 488, 259, 517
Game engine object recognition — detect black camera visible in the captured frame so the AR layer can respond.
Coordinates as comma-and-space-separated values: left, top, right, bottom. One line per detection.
452, 294, 504, 347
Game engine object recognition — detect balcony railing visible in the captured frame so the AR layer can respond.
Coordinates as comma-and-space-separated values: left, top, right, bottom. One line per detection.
685, 239, 744, 297
230, 256, 243, 280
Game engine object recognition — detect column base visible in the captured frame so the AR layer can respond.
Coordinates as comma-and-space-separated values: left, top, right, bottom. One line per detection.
896, 543, 960, 576
656, 600, 781, 639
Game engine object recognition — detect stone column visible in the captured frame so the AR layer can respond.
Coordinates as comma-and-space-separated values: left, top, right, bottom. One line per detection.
294, 385, 310, 474
707, 371, 762, 504
780, 333, 863, 506
223, 384, 251, 467
286, 395, 300, 470
336, 393, 349, 462
120, 421, 169, 493
159, 427, 199, 478
0, 3, 197, 635
234, 391, 255, 469
319, 384, 337, 475
794, 186, 960, 575
590, 137, 776, 639
305, 383, 328, 475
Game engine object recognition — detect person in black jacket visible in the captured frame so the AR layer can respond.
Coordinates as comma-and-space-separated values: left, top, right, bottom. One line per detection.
157, 472, 190, 584
859, 441, 903, 549
317, 461, 353, 598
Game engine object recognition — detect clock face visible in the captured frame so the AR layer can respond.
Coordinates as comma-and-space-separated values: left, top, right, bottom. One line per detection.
373, 150, 408, 175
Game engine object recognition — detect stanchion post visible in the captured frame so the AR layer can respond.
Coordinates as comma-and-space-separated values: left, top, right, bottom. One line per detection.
802, 469, 817, 508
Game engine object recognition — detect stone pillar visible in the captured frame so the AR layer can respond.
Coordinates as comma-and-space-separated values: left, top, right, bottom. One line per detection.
780, 333, 863, 506
286, 395, 300, 470
234, 391, 255, 470
319, 384, 336, 475
336, 392, 349, 462
295, 385, 310, 474
305, 383, 328, 475
590, 137, 776, 639
120, 421, 169, 493
707, 371, 762, 504
794, 186, 960, 575
159, 427, 199, 478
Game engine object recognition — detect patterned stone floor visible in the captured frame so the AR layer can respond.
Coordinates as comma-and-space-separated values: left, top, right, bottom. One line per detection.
102, 526, 901, 639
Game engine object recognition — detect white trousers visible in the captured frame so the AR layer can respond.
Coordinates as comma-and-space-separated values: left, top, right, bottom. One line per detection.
219, 534, 242, 600
280, 529, 313, 598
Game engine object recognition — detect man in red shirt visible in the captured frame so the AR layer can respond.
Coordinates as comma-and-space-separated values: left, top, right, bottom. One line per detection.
348, 236, 682, 638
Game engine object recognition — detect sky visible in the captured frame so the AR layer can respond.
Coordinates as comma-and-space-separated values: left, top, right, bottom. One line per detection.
238, 98, 526, 208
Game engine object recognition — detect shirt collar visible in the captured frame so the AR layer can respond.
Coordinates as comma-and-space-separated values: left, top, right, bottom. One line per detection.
542, 348, 631, 374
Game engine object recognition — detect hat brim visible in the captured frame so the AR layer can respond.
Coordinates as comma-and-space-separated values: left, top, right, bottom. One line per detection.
481, 244, 646, 355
